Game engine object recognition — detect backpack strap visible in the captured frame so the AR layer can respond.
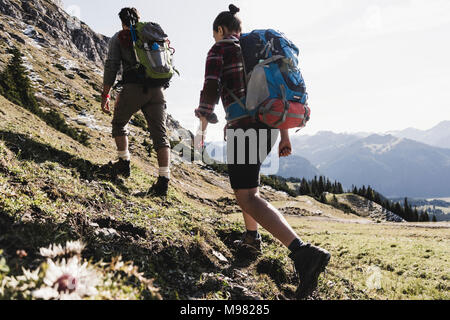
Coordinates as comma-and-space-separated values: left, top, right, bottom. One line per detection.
274, 85, 291, 127
216, 39, 238, 45
218, 37, 251, 122
260, 38, 275, 58
259, 85, 292, 128
129, 23, 141, 65
217, 37, 249, 84
260, 99, 277, 125
225, 87, 246, 110
257, 55, 285, 66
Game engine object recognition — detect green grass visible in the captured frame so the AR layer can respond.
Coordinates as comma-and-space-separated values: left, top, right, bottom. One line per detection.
1, 129, 449, 300
285, 217, 449, 300
219, 211, 450, 300
8, 133, 449, 300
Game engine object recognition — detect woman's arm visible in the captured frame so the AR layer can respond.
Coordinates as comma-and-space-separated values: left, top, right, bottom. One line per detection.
195, 45, 224, 120
194, 45, 224, 148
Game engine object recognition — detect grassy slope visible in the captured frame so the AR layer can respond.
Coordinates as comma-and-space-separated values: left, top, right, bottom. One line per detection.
0, 16, 449, 300
1, 97, 449, 300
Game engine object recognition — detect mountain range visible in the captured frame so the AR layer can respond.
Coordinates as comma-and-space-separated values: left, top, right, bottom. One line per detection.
387, 121, 450, 149
316, 133, 450, 198
288, 122, 450, 198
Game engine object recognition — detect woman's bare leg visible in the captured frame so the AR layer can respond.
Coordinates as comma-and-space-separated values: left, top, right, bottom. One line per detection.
242, 211, 259, 232
234, 188, 298, 247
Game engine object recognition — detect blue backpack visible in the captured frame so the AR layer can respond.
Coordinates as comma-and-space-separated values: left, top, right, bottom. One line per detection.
226, 29, 310, 129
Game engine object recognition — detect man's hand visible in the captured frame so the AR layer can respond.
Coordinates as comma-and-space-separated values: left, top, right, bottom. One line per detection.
101, 96, 111, 115
101, 86, 112, 115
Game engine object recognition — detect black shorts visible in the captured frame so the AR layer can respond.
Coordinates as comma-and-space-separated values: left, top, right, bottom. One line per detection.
227, 122, 279, 190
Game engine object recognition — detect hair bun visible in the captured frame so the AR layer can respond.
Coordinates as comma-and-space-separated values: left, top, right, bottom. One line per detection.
229, 4, 240, 15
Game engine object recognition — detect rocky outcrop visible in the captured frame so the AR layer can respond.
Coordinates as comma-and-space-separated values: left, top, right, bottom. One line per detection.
344, 194, 405, 223
0, 0, 109, 66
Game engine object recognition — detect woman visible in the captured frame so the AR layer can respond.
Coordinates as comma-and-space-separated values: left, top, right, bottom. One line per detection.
194, 4, 331, 299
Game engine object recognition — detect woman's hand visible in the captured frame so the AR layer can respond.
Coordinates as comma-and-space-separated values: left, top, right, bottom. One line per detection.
194, 117, 209, 150
279, 129, 292, 157
279, 138, 292, 157
195, 131, 206, 150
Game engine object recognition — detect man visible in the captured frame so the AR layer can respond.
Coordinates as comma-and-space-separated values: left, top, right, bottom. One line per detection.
101, 7, 171, 197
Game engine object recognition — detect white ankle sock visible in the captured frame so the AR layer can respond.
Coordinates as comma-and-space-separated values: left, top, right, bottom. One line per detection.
159, 167, 170, 179
118, 150, 130, 161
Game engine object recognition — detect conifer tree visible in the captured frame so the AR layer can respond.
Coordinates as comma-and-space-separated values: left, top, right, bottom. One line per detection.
0, 47, 40, 114
361, 185, 367, 197
319, 193, 328, 204
311, 176, 318, 196
318, 176, 325, 194
300, 178, 312, 195
337, 182, 344, 194
373, 192, 381, 204
419, 211, 429, 222
367, 186, 373, 201
404, 198, 410, 220
394, 202, 403, 219
326, 178, 332, 192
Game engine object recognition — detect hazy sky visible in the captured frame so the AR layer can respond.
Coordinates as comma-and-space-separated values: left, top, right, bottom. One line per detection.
64, 0, 450, 141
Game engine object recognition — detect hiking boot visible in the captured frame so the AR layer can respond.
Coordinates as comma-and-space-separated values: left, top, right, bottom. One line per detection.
289, 244, 331, 300
234, 232, 262, 258
98, 159, 130, 178
110, 159, 131, 178
148, 176, 169, 197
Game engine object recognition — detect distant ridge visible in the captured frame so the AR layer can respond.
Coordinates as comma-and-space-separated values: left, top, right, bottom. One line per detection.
285, 125, 450, 198
388, 121, 450, 149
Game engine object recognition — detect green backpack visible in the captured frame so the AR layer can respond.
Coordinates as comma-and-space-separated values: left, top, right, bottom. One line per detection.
130, 22, 178, 82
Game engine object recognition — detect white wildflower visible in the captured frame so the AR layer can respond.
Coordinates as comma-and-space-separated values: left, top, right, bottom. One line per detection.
21, 267, 40, 282
6, 277, 18, 289
32, 256, 101, 300
32, 287, 59, 300
64, 241, 86, 255
39, 243, 65, 259
39, 240, 86, 259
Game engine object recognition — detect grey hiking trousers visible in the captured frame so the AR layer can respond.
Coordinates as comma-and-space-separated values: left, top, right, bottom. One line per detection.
112, 84, 170, 151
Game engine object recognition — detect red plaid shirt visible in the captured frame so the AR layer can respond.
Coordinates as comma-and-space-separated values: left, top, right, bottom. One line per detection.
195, 35, 247, 119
